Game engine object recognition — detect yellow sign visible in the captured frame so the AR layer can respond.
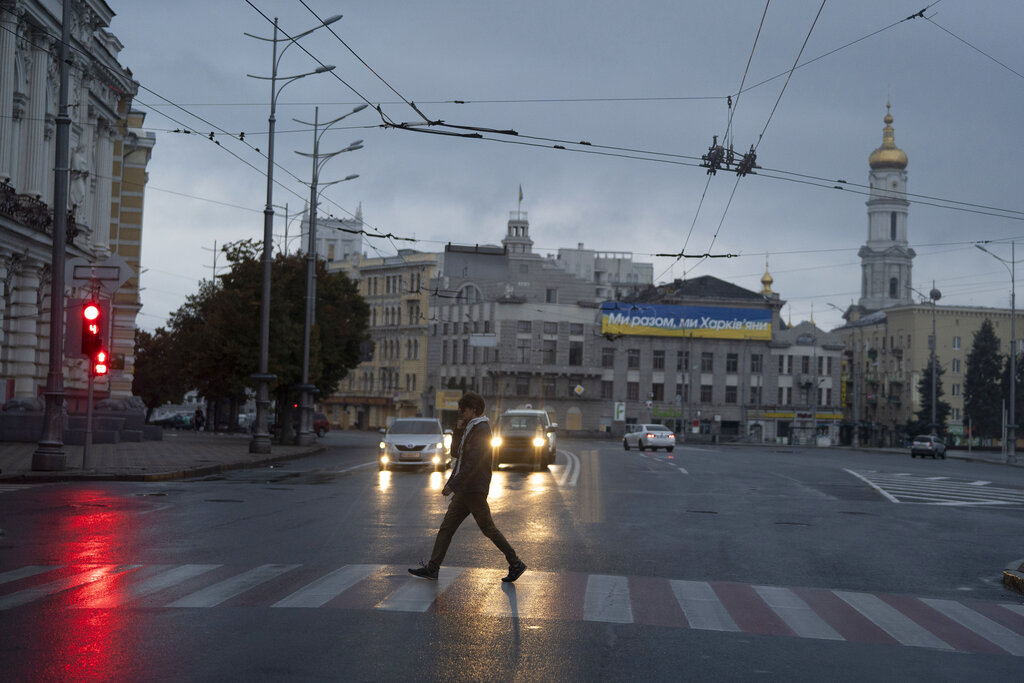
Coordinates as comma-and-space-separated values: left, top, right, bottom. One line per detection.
436, 390, 461, 411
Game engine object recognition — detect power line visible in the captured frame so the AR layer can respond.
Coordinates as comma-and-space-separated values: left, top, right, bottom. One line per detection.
925, 16, 1024, 81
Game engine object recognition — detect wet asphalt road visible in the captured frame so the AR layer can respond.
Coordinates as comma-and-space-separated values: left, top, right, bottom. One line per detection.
1, 431, 1023, 681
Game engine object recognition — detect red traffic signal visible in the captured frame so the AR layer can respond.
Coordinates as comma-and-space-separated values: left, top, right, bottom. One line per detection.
93, 348, 109, 376
82, 300, 102, 356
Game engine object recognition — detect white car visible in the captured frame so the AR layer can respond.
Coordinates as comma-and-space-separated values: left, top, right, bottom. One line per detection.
379, 418, 452, 472
623, 424, 676, 452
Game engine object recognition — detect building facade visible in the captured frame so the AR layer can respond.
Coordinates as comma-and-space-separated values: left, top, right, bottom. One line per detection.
0, 1, 152, 418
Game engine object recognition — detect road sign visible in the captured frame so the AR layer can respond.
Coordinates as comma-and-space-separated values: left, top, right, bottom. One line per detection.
614, 402, 626, 421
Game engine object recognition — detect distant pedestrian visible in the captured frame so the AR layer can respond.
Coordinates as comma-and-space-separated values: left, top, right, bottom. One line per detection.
193, 407, 205, 432
409, 392, 526, 583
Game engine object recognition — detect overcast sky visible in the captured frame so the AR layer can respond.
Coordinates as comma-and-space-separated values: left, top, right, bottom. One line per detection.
111, 0, 1024, 333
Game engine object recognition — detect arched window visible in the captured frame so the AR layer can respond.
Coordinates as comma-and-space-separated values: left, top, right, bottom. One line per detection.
457, 284, 482, 304
889, 277, 898, 298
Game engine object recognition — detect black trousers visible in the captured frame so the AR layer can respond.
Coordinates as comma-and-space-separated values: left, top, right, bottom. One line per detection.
428, 492, 519, 571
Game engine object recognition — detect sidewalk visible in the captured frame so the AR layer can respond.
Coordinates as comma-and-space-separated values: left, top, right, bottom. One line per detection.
0, 430, 324, 483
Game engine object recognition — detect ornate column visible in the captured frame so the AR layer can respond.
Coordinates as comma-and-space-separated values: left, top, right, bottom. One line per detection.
0, 7, 19, 183
19, 31, 49, 198
91, 121, 113, 251
8, 258, 43, 399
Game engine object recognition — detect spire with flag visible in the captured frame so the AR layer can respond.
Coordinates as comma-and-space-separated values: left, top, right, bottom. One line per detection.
517, 184, 524, 217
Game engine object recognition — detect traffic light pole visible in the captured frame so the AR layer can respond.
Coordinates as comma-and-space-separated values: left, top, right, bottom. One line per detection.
83, 368, 95, 470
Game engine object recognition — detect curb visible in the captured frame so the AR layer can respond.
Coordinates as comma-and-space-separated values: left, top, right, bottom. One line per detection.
1004, 558, 1024, 596
0, 445, 325, 483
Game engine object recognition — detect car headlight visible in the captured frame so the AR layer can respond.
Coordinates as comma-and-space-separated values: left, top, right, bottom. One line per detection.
432, 455, 440, 464
379, 441, 386, 449
532, 436, 546, 448
491, 436, 502, 448
435, 442, 444, 451
380, 455, 389, 464
443, 433, 453, 451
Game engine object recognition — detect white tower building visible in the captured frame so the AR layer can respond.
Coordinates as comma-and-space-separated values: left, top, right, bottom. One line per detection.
858, 104, 915, 311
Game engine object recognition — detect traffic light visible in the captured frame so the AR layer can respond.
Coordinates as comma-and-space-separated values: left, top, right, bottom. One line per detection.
93, 348, 109, 376
82, 300, 102, 356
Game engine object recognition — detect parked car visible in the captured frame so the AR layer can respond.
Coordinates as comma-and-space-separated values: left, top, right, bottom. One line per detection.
313, 412, 329, 437
491, 409, 557, 471
378, 418, 451, 472
910, 434, 946, 459
150, 412, 192, 429
623, 424, 675, 452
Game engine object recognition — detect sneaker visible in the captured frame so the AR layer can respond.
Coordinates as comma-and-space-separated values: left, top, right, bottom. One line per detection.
408, 565, 438, 581
502, 560, 527, 583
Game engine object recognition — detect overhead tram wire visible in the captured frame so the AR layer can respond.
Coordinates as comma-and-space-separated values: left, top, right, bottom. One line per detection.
925, 15, 1024, 81
723, 0, 771, 147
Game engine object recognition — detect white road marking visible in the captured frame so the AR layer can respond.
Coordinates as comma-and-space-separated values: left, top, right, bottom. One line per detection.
0, 565, 59, 585
0, 565, 141, 610
78, 564, 222, 608
583, 574, 633, 623
376, 566, 464, 612
669, 579, 740, 632
844, 469, 900, 503
677, 467, 689, 475
273, 564, 381, 608
834, 591, 952, 649
922, 598, 1024, 656
558, 450, 580, 488
754, 585, 843, 641
968, 480, 992, 486
168, 564, 299, 608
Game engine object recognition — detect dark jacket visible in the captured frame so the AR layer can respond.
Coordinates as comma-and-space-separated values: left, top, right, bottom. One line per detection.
445, 417, 493, 494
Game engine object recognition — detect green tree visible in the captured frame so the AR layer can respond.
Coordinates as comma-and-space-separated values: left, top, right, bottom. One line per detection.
1000, 350, 1024, 435
964, 319, 1004, 438
907, 360, 950, 436
163, 239, 369, 440
132, 327, 190, 420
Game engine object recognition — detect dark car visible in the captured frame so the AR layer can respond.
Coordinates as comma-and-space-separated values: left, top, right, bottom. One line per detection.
150, 413, 191, 429
910, 434, 946, 459
491, 410, 557, 471
313, 412, 329, 437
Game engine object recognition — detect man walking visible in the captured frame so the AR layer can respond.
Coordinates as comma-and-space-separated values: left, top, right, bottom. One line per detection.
409, 392, 527, 583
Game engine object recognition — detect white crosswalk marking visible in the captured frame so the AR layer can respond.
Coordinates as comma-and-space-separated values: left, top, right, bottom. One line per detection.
0, 565, 140, 610
273, 564, 381, 608
846, 470, 1024, 505
377, 566, 463, 612
76, 564, 222, 608
583, 574, 633, 623
167, 564, 299, 608
754, 585, 844, 641
669, 579, 740, 632
0, 566, 59, 586
835, 591, 952, 649
921, 598, 1024, 656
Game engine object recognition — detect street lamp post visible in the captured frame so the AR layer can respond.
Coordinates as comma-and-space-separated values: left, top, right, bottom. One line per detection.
244, 16, 339, 454
928, 283, 941, 437
976, 242, 1017, 464
828, 302, 860, 448
293, 105, 365, 445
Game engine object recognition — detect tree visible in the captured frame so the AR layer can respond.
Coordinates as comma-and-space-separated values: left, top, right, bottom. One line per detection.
1000, 350, 1024, 436
907, 360, 950, 436
132, 327, 190, 420
162, 239, 369, 440
964, 319, 1004, 438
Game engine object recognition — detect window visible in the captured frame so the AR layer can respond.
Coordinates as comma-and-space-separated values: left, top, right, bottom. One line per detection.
889, 278, 898, 298
953, 336, 961, 350
627, 349, 640, 368
542, 339, 557, 364
818, 356, 824, 375
778, 387, 785, 405
825, 388, 832, 406
601, 381, 614, 399
701, 352, 713, 372
952, 358, 961, 373
569, 341, 583, 366
651, 383, 664, 401
546, 288, 558, 303
627, 382, 639, 401
726, 353, 738, 373
750, 386, 762, 404
778, 356, 785, 374
801, 356, 810, 374
520, 264, 529, 274
543, 377, 556, 397
725, 386, 737, 404
602, 347, 615, 368
951, 383, 960, 397
653, 350, 665, 370
700, 384, 713, 402
890, 211, 897, 240
786, 387, 792, 405
516, 376, 530, 397
677, 351, 689, 371
516, 338, 530, 363
543, 322, 558, 335
751, 354, 763, 374
517, 320, 531, 334
441, 341, 448, 365
569, 323, 584, 335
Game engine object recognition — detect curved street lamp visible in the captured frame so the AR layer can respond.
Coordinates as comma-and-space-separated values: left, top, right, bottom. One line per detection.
244, 16, 339, 454
292, 104, 367, 444
976, 242, 1017, 464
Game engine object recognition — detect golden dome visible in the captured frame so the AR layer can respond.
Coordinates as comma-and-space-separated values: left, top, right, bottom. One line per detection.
760, 262, 774, 294
868, 102, 908, 170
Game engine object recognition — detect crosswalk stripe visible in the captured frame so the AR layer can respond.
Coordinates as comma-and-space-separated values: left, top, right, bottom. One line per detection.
0, 566, 60, 586
77, 564, 222, 608
584, 574, 633, 624
754, 585, 843, 641
167, 564, 299, 608
0, 565, 139, 610
834, 591, 952, 650
1004, 604, 1024, 618
922, 599, 1024, 656
669, 579, 740, 632
376, 566, 464, 612
273, 564, 381, 608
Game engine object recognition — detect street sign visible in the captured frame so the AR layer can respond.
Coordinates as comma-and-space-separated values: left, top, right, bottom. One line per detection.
614, 402, 626, 421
